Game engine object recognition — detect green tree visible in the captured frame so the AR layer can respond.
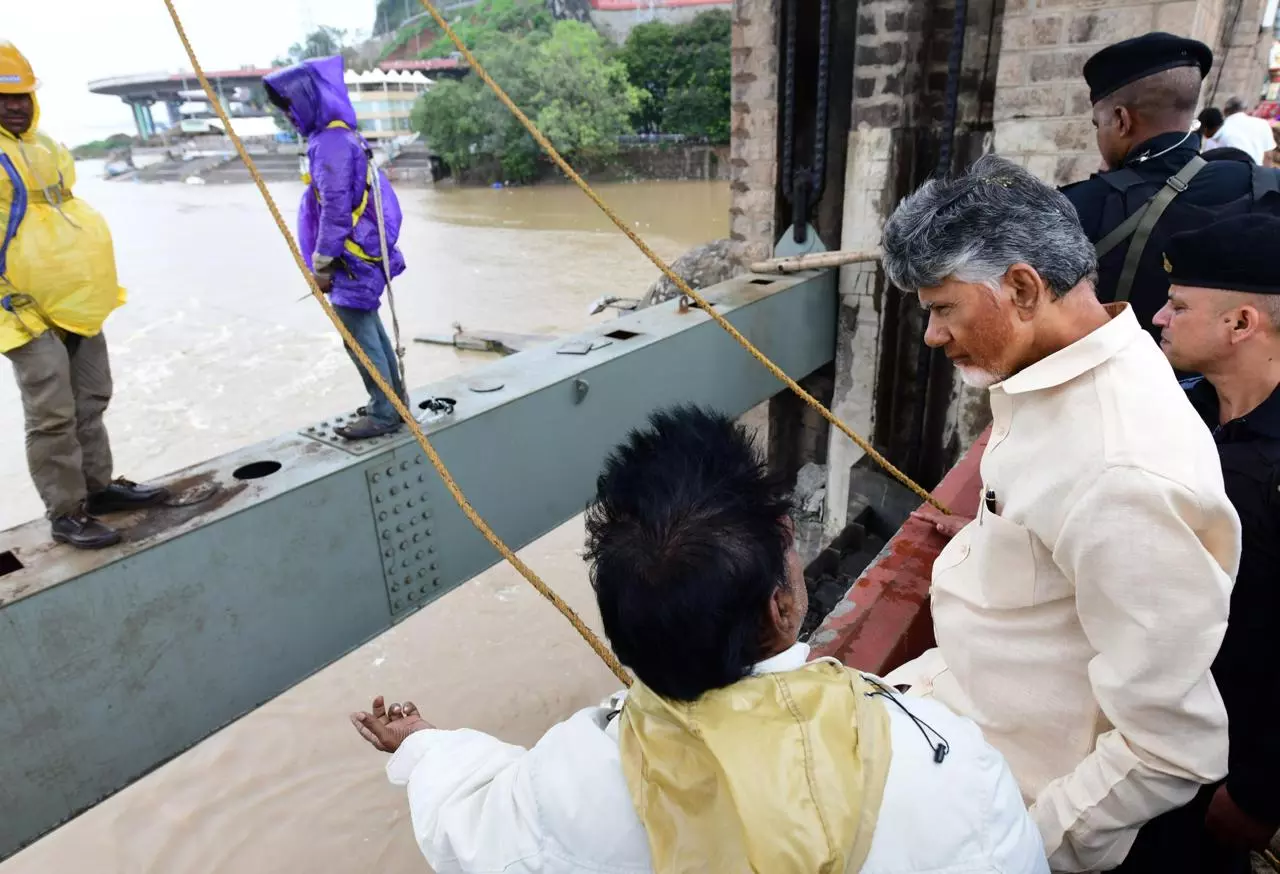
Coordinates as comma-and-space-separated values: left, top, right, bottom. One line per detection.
275, 25, 351, 66
618, 10, 731, 142
617, 21, 675, 134
411, 20, 639, 183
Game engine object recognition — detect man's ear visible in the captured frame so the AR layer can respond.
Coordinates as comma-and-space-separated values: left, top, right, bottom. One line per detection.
1115, 104, 1134, 138
1005, 263, 1050, 318
1229, 304, 1267, 345
764, 581, 797, 643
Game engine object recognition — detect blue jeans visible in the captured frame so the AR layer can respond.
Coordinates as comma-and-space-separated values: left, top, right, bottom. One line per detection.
334, 304, 405, 427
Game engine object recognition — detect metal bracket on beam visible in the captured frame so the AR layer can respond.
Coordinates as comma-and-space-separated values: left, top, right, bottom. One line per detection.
365, 448, 439, 619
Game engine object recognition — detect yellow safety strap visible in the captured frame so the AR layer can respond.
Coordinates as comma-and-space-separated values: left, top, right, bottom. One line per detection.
300, 120, 380, 263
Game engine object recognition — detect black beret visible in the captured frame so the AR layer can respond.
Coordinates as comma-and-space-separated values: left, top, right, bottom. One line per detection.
1164, 216, 1280, 295
1084, 32, 1212, 104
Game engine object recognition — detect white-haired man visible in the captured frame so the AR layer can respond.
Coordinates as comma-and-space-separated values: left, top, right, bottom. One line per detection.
881, 155, 1240, 872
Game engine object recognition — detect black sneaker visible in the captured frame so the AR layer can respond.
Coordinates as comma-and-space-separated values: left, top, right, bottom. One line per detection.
335, 416, 402, 441
52, 510, 122, 550
87, 478, 170, 515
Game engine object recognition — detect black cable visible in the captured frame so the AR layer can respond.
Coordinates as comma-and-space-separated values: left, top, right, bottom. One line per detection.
863, 675, 950, 764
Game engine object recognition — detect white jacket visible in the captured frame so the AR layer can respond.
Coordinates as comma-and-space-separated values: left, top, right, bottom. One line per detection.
386, 644, 1049, 873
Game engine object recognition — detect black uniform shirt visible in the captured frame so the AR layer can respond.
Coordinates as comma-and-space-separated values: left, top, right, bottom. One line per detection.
1185, 376, 1280, 827
1062, 133, 1267, 336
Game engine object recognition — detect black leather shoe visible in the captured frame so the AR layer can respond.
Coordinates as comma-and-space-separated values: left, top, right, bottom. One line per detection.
86, 478, 170, 515
52, 511, 122, 550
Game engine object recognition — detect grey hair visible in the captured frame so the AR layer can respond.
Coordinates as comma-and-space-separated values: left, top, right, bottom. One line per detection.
880, 155, 1098, 298
1224, 96, 1246, 115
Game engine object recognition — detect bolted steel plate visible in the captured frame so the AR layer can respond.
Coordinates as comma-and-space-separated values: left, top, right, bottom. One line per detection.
364, 447, 441, 619
300, 411, 408, 456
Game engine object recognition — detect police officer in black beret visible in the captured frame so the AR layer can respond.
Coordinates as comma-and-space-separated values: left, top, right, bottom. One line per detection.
1142, 215, 1280, 872
1062, 32, 1280, 343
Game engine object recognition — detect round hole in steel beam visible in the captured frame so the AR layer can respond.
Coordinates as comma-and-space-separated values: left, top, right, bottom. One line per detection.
233, 460, 282, 480
418, 396, 457, 411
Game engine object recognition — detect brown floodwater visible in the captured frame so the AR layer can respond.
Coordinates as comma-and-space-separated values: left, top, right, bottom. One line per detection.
0, 170, 728, 872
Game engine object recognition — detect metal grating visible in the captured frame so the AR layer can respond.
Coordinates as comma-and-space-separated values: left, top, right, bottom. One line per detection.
365, 449, 440, 618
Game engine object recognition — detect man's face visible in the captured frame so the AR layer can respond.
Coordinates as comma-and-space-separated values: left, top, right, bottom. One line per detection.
0, 93, 34, 137
920, 277, 1023, 389
1152, 286, 1237, 372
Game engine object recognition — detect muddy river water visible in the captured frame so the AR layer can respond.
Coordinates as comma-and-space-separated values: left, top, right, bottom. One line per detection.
0, 169, 728, 872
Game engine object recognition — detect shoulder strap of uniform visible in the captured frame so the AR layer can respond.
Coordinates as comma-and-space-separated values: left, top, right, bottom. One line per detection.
1096, 156, 1206, 302
1095, 157, 1205, 259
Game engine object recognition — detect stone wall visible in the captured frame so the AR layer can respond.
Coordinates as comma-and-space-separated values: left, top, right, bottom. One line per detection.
993, 0, 1271, 186
614, 144, 732, 180
823, 0, 1003, 536
728, 0, 782, 267
1206, 0, 1273, 105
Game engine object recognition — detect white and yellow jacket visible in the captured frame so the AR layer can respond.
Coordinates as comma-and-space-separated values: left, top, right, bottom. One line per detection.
385, 643, 1048, 874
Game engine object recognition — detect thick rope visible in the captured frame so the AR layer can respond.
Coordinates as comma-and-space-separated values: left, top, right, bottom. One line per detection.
160, 0, 630, 686
412, 0, 949, 515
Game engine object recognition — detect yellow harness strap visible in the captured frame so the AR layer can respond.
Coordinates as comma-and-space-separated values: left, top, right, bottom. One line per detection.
300, 120, 381, 263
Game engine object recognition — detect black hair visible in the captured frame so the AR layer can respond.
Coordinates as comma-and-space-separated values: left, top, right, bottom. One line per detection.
585, 405, 792, 701
1198, 107, 1225, 135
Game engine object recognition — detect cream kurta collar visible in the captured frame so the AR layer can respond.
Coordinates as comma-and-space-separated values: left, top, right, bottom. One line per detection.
994, 302, 1139, 396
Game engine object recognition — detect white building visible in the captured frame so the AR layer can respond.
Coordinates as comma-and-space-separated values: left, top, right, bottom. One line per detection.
343, 68, 434, 140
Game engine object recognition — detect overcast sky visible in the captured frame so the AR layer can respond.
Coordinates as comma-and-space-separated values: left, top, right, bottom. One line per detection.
8, 0, 377, 146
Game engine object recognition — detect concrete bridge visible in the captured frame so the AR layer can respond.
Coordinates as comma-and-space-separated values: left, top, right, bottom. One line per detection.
88, 59, 466, 140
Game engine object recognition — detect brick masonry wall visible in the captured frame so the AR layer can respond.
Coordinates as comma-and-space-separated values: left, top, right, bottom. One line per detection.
824, 0, 1002, 536
728, 0, 781, 266
1206, 0, 1272, 106
994, 0, 1270, 186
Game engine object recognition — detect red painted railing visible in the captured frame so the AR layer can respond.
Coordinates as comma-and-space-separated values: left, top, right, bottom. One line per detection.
810, 429, 990, 675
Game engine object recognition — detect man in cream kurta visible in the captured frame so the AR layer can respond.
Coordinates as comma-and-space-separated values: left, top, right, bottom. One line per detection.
881, 155, 1240, 872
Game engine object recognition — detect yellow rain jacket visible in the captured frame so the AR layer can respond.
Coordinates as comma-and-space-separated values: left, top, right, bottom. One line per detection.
619, 660, 892, 874
0, 94, 125, 353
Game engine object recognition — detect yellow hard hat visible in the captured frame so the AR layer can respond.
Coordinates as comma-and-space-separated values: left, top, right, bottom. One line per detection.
0, 42, 39, 95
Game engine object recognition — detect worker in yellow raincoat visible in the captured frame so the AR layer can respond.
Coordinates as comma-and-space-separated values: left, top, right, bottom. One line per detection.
1, 42, 167, 549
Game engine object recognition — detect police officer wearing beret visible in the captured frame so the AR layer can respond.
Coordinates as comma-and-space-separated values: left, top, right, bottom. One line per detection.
1062, 32, 1280, 343
1147, 215, 1280, 872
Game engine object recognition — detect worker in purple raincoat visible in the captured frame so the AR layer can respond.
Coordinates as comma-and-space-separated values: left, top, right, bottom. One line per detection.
264, 56, 408, 440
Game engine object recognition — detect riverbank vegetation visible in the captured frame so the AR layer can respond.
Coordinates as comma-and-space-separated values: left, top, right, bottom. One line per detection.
618, 11, 731, 143
408, 7, 731, 183
377, 0, 553, 61
71, 134, 134, 160
411, 20, 638, 182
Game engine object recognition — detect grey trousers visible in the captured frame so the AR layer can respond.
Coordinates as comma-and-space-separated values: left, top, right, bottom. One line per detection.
4, 330, 114, 518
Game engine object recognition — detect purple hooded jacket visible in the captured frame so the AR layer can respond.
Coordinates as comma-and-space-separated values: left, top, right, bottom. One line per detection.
264, 56, 407, 311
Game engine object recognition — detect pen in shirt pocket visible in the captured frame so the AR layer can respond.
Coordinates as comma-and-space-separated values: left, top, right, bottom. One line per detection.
984, 488, 998, 516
